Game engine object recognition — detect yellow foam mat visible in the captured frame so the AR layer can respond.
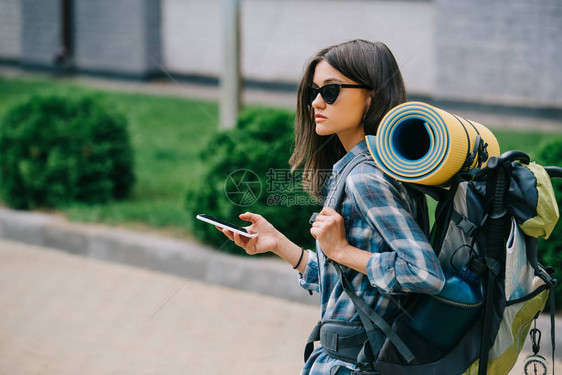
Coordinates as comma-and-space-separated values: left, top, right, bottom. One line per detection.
366, 102, 500, 186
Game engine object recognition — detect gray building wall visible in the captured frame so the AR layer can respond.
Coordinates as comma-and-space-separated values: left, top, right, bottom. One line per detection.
74, 0, 161, 78
1, 0, 561, 109
162, 0, 436, 96
21, 0, 62, 68
435, 0, 562, 107
0, 0, 21, 61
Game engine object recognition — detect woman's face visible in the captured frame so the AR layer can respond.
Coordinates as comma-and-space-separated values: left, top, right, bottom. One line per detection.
310, 60, 372, 150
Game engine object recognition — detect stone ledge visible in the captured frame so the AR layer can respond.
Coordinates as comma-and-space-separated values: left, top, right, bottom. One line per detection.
0, 207, 319, 305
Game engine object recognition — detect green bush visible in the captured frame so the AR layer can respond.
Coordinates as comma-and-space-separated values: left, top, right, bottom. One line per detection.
185, 107, 322, 255
0, 94, 135, 209
537, 136, 562, 307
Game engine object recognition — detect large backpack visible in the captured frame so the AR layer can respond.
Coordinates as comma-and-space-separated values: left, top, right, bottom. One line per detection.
325, 149, 561, 375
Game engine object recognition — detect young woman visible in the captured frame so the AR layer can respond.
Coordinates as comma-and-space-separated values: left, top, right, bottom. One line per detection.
218, 40, 445, 375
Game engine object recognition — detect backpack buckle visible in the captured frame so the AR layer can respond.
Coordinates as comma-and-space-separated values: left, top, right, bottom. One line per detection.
458, 218, 478, 237
309, 212, 319, 224
451, 211, 478, 237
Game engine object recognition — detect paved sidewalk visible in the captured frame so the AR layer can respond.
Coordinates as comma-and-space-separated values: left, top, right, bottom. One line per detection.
1, 238, 560, 375
0, 239, 319, 375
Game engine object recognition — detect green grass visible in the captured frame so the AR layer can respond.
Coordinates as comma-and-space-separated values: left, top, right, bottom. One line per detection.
0, 76, 219, 238
0, 75, 556, 240
493, 130, 551, 161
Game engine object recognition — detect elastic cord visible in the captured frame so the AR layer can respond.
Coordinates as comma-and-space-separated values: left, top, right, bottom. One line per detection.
293, 247, 305, 269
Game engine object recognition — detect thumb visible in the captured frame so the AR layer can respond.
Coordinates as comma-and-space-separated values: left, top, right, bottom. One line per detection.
239, 212, 261, 224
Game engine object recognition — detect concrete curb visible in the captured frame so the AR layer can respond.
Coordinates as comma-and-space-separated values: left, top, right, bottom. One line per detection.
0, 207, 319, 306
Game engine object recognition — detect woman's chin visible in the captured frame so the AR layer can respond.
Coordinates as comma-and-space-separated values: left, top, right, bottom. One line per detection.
314, 125, 333, 136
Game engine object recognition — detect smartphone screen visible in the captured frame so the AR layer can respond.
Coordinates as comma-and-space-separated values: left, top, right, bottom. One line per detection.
196, 214, 258, 238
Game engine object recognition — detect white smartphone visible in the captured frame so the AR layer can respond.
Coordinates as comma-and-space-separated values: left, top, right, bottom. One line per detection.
196, 214, 258, 238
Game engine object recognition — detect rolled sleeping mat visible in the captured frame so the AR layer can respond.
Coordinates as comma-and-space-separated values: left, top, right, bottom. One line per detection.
366, 102, 500, 186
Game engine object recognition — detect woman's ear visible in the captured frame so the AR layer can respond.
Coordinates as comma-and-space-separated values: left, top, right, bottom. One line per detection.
365, 92, 373, 111
362, 95, 372, 123
366, 90, 374, 107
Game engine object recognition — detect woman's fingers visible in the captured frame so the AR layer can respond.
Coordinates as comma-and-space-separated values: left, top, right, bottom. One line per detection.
221, 228, 235, 240
216, 213, 272, 255
313, 214, 331, 226
233, 231, 243, 247
321, 207, 337, 215
245, 236, 258, 253
315, 207, 338, 221
310, 226, 318, 239
219, 227, 256, 254
233, 232, 256, 254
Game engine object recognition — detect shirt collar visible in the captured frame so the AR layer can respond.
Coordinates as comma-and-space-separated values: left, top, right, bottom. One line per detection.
332, 139, 370, 176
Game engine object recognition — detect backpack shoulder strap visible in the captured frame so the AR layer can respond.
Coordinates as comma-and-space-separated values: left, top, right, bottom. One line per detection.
325, 153, 369, 210
323, 152, 416, 364
331, 260, 415, 363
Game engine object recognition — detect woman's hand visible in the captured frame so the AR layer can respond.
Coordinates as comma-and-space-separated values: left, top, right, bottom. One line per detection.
310, 207, 349, 262
218, 212, 307, 271
217, 212, 283, 255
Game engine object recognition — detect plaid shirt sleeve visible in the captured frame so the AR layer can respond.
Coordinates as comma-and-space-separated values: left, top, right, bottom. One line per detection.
347, 163, 445, 295
298, 249, 320, 293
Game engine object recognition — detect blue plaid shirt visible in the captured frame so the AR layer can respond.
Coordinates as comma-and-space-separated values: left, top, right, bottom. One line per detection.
299, 140, 445, 374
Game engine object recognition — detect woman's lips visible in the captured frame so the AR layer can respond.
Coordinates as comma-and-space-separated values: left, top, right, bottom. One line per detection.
315, 114, 327, 122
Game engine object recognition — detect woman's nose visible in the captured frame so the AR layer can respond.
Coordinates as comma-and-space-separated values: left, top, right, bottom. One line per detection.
311, 93, 325, 108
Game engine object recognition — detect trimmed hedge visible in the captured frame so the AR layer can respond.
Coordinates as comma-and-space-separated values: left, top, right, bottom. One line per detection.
0, 94, 135, 209
185, 107, 322, 255
537, 136, 562, 307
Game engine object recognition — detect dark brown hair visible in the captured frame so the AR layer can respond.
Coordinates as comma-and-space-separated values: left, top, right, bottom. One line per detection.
289, 40, 407, 197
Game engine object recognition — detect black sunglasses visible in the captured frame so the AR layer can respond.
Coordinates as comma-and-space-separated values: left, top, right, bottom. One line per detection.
307, 83, 371, 105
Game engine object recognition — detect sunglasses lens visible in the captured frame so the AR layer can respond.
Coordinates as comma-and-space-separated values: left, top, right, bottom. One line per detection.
306, 84, 342, 105
321, 85, 340, 104
307, 87, 318, 105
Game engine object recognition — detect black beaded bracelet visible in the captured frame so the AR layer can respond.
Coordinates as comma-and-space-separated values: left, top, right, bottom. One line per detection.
293, 247, 305, 270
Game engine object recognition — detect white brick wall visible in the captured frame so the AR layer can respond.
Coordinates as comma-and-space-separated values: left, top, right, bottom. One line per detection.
162, 0, 435, 95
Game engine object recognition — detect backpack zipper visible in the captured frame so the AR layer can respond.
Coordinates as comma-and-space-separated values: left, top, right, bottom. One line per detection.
431, 294, 483, 309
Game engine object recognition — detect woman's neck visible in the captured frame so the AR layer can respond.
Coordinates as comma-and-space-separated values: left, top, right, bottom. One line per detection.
337, 128, 366, 152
